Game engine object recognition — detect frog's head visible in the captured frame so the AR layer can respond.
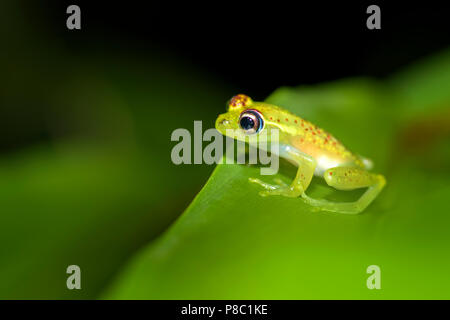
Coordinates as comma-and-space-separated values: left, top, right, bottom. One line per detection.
215, 94, 280, 144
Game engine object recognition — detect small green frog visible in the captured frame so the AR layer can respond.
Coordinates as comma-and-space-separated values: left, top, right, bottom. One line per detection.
215, 94, 386, 214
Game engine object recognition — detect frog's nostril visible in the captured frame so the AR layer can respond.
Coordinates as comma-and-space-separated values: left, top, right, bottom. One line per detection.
221, 119, 229, 126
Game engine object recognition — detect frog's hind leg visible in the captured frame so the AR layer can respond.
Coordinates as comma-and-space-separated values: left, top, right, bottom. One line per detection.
301, 166, 386, 214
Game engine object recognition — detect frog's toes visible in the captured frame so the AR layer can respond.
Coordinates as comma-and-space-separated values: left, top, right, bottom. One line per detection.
259, 188, 285, 197
273, 178, 289, 187
249, 177, 303, 197
248, 177, 280, 191
307, 204, 322, 213
259, 186, 301, 198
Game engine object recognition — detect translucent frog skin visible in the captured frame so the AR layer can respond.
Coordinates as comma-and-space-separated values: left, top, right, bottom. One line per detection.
215, 94, 386, 214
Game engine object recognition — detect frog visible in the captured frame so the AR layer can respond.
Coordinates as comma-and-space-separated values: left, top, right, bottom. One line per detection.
215, 94, 386, 214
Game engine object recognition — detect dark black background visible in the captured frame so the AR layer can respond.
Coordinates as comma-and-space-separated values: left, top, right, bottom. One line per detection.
37, 1, 449, 98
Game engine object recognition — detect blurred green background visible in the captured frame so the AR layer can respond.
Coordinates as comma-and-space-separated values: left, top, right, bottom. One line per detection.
1, 1, 449, 299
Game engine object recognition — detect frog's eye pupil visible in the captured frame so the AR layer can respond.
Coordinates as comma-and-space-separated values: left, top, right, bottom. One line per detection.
240, 116, 255, 130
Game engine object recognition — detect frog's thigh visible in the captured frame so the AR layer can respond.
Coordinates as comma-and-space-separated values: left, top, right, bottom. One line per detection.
324, 167, 379, 190
302, 166, 386, 214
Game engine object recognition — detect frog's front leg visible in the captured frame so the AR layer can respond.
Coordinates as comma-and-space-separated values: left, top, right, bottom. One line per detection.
301, 166, 386, 214
249, 147, 316, 198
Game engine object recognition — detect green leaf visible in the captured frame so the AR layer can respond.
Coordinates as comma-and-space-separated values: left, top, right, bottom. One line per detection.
104, 51, 450, 299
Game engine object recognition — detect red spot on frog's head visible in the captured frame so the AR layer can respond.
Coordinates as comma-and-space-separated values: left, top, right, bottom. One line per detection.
227, 94, 253, 110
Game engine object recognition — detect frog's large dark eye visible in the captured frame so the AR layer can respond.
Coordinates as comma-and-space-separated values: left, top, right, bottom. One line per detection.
239, 109, 264, 134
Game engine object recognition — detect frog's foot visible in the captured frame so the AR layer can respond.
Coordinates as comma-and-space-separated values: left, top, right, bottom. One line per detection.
249, 177, 303, 198
300, 193, 366, 214
272, 178, 289, 188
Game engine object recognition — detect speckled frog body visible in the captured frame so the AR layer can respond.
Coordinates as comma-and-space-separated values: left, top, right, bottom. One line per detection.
215, 94, 386, 214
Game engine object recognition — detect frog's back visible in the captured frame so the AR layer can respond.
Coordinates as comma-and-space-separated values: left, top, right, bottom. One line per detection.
254, 101, 370, 173
258, 104, 365, 170
290, 119, 366, 170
